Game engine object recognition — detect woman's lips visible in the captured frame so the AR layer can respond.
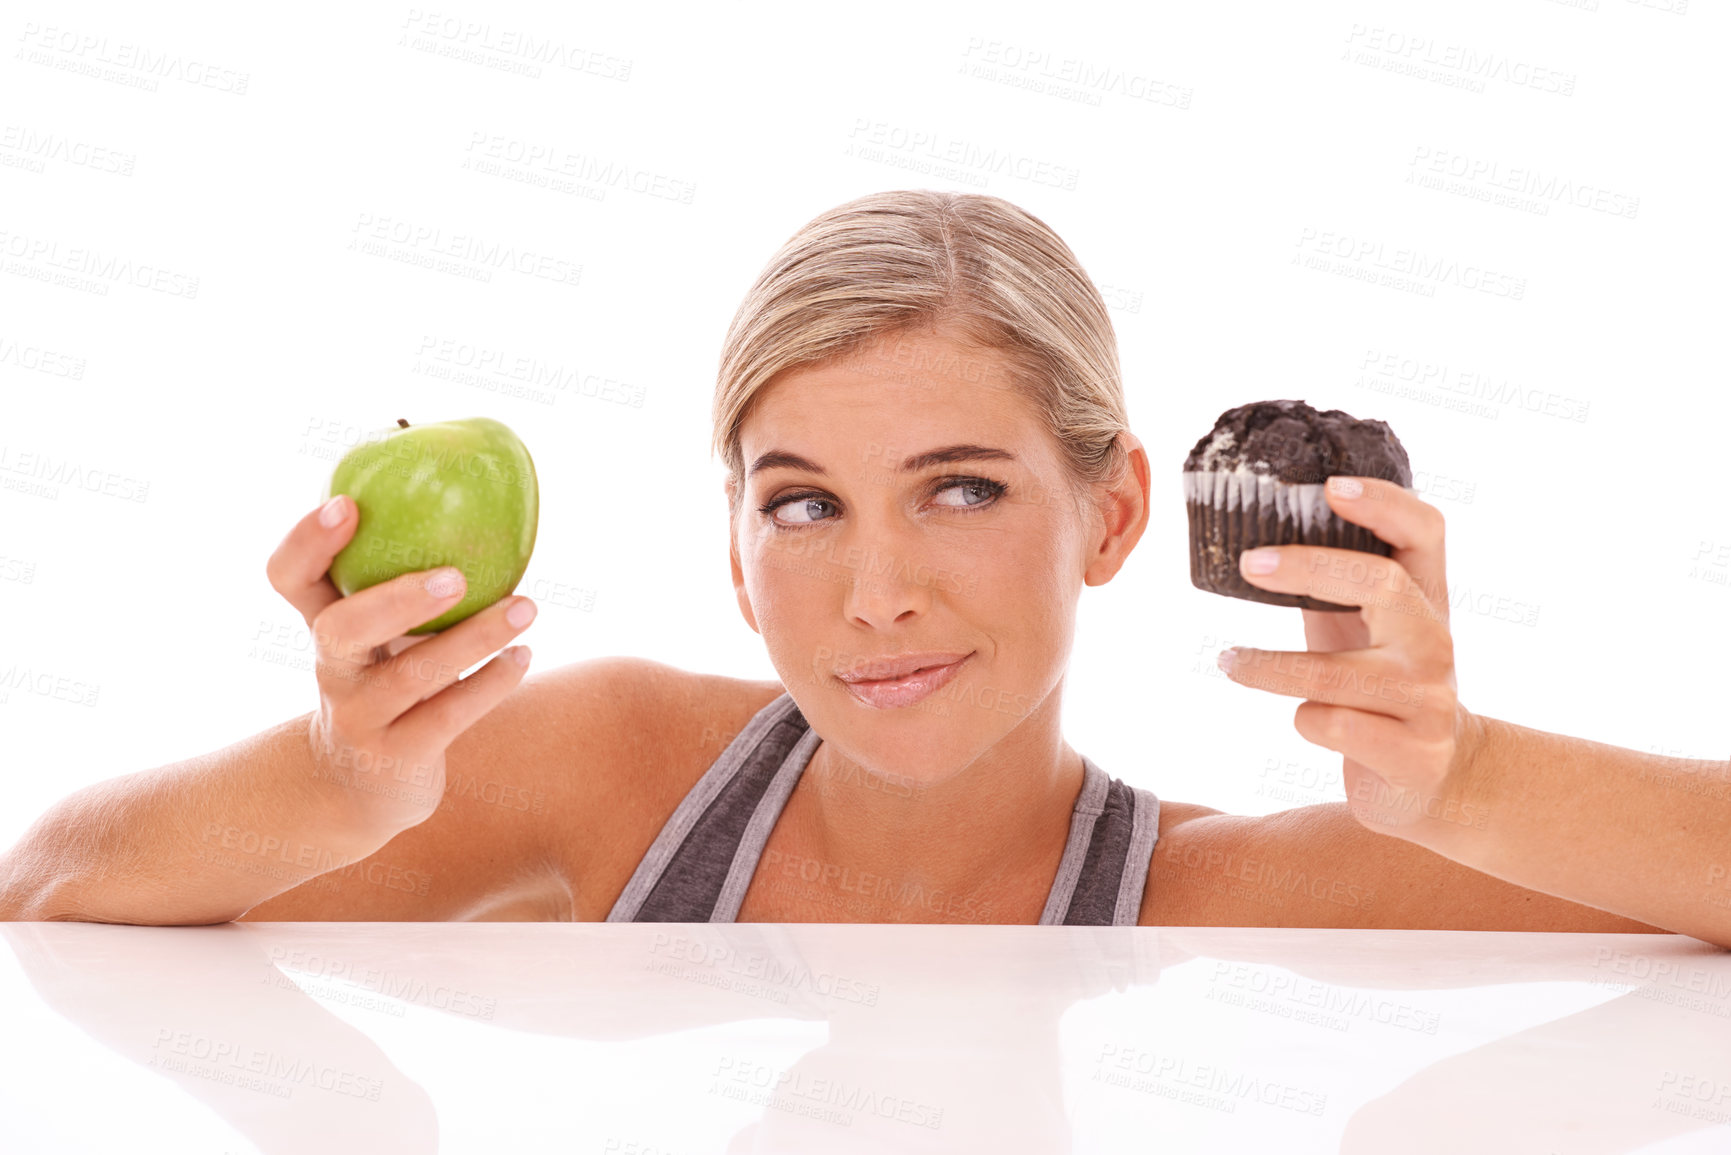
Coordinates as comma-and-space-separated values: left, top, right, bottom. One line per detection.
838, 654, 970, 709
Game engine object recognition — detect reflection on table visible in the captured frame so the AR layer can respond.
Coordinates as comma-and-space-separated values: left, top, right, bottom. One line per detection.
3, 922, 1730, 1153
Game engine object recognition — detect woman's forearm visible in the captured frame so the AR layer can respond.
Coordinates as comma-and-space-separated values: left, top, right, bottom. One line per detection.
1409, 715, 1731, 948
0, 713, 388, 925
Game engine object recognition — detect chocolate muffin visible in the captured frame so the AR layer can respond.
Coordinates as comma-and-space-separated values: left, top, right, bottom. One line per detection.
1183, 400, 1413, 611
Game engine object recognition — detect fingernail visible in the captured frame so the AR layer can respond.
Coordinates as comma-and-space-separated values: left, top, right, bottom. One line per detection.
506, 598, 537, 629
510, 646, 531, 668
318, 496, 347, 527
1328, 476, 1363, 499
1217, 647, 1237, 673
1241, 548, 1280, 574
427, 568, 465, 598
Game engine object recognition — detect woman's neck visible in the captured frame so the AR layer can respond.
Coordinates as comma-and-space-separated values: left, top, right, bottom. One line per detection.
786, 724, 1088, 921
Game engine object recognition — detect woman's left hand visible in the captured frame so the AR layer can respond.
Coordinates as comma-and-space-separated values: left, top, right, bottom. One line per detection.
1215, 476, 1488, 845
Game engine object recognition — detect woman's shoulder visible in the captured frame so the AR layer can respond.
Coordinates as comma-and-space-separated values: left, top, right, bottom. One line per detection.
1133, 798, 1226, 927
536, 655, 788, 815
534, 655, 784, 765
534, 657, 786, 918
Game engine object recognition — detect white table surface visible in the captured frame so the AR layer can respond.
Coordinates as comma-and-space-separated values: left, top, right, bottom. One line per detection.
2, 922, 1729, 1153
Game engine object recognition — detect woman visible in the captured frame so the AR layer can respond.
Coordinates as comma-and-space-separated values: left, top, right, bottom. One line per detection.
3, 190, 1726, 945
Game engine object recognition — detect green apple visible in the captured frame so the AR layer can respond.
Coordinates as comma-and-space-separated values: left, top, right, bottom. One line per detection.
323, 416, 538, 635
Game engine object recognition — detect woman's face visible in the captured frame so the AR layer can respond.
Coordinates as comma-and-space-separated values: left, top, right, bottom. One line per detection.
728, 325, 1149, 782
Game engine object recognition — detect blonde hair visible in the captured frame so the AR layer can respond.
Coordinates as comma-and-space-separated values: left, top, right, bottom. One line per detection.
712, 189, 1129, 519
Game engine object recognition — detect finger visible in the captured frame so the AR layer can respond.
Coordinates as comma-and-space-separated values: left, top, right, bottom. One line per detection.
353, 594, 538, 729
348, 635, 434, 674
390, 646, 532, 752
313, 566, 468, 675
1317, 477, 1450, 622
266, 495, 358, 628
1301, 605, 1369, 655
1292, 700, 1440, 774
1238, 544, 1443, 643
1291, 703, 1478, 829
1218, 645, 1428, 719
380, 635, 435, 658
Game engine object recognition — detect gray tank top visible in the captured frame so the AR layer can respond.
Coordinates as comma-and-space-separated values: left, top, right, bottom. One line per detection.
605, 691, 1161, 925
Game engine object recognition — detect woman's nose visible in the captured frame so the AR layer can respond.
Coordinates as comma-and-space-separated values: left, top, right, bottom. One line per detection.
841, 551, 934, 628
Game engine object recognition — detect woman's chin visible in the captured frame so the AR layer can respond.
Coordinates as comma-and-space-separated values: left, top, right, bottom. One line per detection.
814, 716, 987, 794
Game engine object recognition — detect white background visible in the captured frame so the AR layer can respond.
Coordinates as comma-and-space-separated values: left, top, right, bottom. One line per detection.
2, 0, 1726, 858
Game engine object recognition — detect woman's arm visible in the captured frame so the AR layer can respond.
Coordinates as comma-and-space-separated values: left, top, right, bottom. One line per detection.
238, 655, 689, 923
0, 495, 539, 925
0, 655, 658, 926
1214, 475, 1731, 949
1395, 715, 1731, 946
1147, 799, 1675, 936
0, 712, 398, 924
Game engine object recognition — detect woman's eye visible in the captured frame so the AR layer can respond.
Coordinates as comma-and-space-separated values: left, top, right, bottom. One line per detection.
764, 496, 836, 526
933, 481, 1002, 508
757, 478, 1006, 530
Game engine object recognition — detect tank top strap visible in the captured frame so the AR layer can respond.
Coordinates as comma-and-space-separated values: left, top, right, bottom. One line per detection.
1039, 756, 1162, 927
711, 725, 820, 921
605, 691, 816, 922
608, 689, 1162, 927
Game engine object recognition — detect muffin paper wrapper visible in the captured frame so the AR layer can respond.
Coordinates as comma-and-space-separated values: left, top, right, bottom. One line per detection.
1183, 470, 1398, 611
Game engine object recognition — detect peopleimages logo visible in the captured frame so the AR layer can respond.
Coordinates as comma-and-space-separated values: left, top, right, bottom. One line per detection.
398, 8, 633, 80
1207, 964, 1442, 1034
1093, 1043, 1330, 1114
956, 37, 1193, 110
15, 22, 251, 94
0, 228, 199, 299
0, 444, 148, 502
649, 932, 882, 1006
1356, 349, 1591, 423
412, 336, 647, 407
1293, 227, 1526, 300
462, 131, 696, 204
0, 332, 87, 379
149, 1030, 381, 1100
266, 947, 499, 1019
348, 212, 583, 288
0, 664, 100, 707
1341, 24, 1577, 96
1407, 145, 1639, 220
0, 124, 136, 175
845, 118, 1082, 191
710, 1056, 944, 1130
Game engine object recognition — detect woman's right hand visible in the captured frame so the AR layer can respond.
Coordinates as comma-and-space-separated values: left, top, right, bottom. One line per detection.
265, 493, 538, 841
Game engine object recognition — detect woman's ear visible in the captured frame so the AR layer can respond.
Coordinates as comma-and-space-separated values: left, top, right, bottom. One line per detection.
1083, 431, 1151, 587
725, 477, 761, 635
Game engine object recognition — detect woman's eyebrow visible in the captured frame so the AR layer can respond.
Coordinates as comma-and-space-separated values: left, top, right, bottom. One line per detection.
748, 444, 1017, 479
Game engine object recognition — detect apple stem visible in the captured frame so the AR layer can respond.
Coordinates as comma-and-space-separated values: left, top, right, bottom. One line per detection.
397, 418, 410, 428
